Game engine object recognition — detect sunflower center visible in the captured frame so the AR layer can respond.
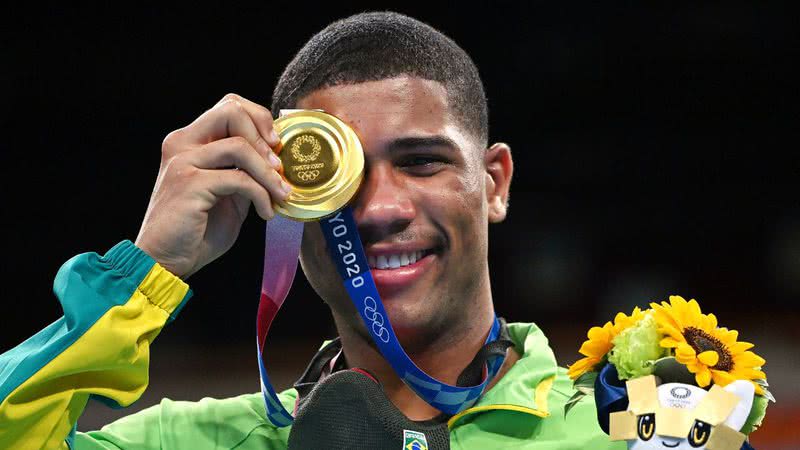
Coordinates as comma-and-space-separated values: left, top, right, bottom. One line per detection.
684, 327, 733, 371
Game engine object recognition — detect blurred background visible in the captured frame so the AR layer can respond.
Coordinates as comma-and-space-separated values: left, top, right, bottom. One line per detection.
2, 3, 797, 448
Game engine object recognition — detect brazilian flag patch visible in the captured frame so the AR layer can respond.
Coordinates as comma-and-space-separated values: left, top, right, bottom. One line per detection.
403, 430, 429, 450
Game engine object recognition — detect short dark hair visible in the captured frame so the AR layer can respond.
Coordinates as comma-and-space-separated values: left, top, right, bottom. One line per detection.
271, 11, 488, 146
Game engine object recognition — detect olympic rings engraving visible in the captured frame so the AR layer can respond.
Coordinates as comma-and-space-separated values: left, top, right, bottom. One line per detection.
296, 169, 320, 181
364, 296, 391, 343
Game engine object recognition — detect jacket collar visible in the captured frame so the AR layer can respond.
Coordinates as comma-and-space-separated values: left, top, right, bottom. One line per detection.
447, 322, 559, 428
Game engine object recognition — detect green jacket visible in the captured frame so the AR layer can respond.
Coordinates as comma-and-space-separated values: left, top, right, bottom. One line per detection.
0, 241, 622, 449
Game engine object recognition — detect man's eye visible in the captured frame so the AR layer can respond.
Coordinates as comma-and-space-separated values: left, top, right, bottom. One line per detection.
403, 156, 440, 166
398, 155, 447, 174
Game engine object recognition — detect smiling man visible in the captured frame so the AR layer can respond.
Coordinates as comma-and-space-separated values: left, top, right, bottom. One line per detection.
0, 12, 620, 450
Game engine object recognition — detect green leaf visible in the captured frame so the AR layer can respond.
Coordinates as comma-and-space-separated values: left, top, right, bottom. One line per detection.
751, 378, 775, 402
651, 356, 696, 385
564, 390, 587, 417
573, 370, 598, 390
576, 385, 594, 395
741, 392, 770, 435
760, 386, 776, 403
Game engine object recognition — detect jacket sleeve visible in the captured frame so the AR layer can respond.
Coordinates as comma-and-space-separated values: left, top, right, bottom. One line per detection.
0, 240, 192, 450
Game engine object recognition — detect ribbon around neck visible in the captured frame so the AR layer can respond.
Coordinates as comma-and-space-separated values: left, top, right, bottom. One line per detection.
257, 207, 506, 427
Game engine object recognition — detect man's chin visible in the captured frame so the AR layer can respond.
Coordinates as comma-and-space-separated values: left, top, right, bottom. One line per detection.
383, 306, 446, 350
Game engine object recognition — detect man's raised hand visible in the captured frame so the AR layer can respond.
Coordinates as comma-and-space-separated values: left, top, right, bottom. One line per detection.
135, 94, 291, 279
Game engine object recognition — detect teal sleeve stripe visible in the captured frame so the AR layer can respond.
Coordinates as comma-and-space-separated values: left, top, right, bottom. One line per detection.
0, 240, 157, 403
167, 282, 192, 324
66, 423, 77, 449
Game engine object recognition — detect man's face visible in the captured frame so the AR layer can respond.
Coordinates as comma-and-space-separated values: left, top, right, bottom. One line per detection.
295, 76, 510, 346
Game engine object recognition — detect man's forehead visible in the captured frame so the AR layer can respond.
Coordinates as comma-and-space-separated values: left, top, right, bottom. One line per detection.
294, 76, 472, 151
298, 76, 445, 114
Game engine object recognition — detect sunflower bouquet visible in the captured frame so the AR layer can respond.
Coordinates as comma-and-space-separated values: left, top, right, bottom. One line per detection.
567, 295, 773, 450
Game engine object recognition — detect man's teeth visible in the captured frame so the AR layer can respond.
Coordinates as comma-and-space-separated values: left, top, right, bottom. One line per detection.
368, 251, 425, 269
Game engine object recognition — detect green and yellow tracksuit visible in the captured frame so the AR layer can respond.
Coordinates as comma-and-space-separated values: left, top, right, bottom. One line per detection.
0, 240, 622, 449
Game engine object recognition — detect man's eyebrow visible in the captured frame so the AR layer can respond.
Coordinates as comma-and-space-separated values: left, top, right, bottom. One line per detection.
386, 135, 460, 153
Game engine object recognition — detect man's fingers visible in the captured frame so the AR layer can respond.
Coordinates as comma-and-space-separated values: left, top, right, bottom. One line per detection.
215, 94, 281, 147
198, 168, 276, 221
188, 137, 291, 202
175, 95, 278, 161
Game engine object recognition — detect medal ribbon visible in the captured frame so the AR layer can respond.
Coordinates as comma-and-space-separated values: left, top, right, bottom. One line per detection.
257, 208, 505, 427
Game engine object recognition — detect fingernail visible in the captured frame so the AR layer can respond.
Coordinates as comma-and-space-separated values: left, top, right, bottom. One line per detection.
270, 130, 280, 145
281, 180, 292, 196
268, 151, 281, 168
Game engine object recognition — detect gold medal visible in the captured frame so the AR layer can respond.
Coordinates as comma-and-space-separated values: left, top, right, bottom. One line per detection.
272, 110, 364, 221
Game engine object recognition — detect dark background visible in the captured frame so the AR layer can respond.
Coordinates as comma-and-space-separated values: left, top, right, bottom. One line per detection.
2, 3, 797, 447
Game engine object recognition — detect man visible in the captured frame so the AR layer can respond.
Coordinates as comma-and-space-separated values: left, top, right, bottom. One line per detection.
0, 12, 619, 449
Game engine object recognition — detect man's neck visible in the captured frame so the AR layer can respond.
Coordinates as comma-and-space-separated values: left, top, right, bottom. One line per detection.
333, 309, 517, 421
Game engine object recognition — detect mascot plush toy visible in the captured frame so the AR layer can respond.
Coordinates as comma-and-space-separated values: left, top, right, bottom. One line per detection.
567, 296, 773, 450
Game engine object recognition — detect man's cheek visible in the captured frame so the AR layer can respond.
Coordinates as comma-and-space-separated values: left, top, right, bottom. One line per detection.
300, 224, 339, 290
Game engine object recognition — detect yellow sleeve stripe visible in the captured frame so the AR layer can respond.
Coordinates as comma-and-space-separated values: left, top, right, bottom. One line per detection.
136, 262, 192, 318
0, 263, 189, 450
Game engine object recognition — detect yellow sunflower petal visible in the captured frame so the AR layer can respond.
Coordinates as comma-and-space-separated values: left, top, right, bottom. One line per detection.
731, 341, 755, 353
660, 337, 681, 348
669, 298, 688, 327
579, 339, 610, 358
706, 313, 718, 330
650, 304, 684, 337
685, 361, 703, 374
717, 327, 739, 345
676, 342, 697, 361
695, 367, 712, 387
587, 325, 611, 342
687, 299, 703, 323
658, 322, 684, 341
733, 368, 767, 380
670, 295, 688, 307
734, 351, 766, 368
710, 369, 737, 386
697, 350, 720, 367
567, 356, 599, 380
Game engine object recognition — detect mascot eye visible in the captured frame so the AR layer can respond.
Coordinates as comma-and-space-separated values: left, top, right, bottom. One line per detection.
688, 420, 711, 447
637, 413, 656, 441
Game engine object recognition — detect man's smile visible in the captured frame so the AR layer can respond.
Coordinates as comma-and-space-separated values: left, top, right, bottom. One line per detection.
365, 245, 439, 296
366, 244, 437, 270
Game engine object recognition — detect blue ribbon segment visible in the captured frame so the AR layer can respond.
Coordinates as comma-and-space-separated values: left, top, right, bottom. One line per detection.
258, 339, 294, 427
257, 206, 506, 427
319, 207, 505, 415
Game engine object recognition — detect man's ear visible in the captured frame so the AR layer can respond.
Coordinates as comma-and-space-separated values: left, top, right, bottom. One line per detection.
485, 142, 513, 223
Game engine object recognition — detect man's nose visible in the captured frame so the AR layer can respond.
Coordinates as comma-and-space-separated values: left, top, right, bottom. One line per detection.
352, 163, 415, 240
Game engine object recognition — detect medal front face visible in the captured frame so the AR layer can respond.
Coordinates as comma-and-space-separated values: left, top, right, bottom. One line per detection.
272, 110, 364, 221
280, 130, 338, 187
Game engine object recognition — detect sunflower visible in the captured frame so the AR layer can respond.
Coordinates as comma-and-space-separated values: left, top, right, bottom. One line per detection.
568, 307, 646, 379
651, 295, 766, 394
